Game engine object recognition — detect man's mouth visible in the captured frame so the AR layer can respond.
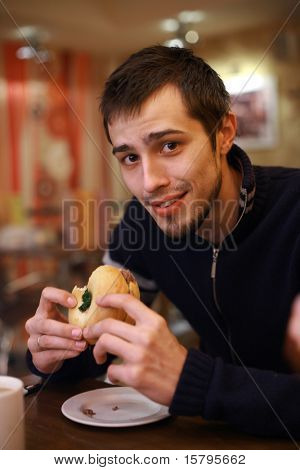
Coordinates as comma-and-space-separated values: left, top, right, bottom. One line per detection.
149, 191, 188, 215
150, 192, 187, 207
158, 197, 182, 208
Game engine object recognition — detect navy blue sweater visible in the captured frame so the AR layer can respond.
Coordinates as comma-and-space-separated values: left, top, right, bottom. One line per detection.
27, 145, 300, 439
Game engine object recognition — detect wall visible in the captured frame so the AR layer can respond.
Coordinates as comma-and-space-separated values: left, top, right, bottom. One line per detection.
0, 44, 128, 226
196, 21, 300, 168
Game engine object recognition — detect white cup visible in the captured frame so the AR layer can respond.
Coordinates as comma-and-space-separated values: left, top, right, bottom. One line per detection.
0, 376, 25, 449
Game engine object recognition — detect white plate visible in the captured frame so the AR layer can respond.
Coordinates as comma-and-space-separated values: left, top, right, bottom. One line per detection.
61, 387, 170, 427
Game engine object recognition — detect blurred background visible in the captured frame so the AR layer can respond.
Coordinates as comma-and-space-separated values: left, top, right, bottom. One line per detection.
0, 0, 299, 377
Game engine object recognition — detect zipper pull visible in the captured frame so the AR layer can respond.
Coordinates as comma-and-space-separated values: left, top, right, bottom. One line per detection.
211, 247, 219, 279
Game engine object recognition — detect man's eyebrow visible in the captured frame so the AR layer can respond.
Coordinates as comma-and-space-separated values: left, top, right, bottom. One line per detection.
144, 129, 185, 144
112, 129, 185, 155
112, 144, 132, 155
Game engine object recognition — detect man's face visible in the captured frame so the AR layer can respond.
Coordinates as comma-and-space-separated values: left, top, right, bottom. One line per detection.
108, 85, 222, 239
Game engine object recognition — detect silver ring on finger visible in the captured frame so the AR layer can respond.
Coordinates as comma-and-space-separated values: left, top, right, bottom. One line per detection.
37, 335, 43, 350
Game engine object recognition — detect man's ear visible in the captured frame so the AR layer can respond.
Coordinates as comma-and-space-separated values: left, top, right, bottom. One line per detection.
218, 112, 237, 156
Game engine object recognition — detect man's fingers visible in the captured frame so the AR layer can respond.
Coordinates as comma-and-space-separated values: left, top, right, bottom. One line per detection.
107, 363, 145, 389
291, 294, 300, 318
83, 318, 138, 344
93, 333, 138, 364
37, 287, 77, 317
107, 363, 130, 386
26, 317, 82, 340
33, 349, 83, 369
286, 294, 300, 342
28, 334, 87, 354
96, 294, 157, 325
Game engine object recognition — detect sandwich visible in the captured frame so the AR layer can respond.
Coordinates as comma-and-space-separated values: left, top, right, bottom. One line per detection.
68, 265, 140, 342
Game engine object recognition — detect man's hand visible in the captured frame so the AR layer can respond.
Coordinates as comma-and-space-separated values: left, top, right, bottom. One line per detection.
25, 287, 87, 374
83, 293, 188, 406
283, 295, 300, 372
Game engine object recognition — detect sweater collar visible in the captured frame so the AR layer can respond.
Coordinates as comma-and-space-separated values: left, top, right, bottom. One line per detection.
227, 143, 256, 217
226, 144, 270, 245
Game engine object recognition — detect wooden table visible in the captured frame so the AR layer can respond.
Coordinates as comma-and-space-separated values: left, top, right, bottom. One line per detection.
23, 377, 299, 450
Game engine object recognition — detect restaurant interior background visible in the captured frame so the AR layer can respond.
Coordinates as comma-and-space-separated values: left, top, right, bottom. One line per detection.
0, 0, 299, 377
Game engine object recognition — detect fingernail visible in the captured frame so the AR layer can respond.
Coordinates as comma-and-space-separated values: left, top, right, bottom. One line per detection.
72, 328, 82, 339
76, 341, 86, 350
68, 296, 77, 307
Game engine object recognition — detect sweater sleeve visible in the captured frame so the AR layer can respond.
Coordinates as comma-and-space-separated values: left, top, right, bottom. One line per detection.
169, 348, 300, 439
26, 347, 114, 382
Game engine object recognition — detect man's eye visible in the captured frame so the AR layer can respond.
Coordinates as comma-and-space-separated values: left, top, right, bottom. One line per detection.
163, 142, 178, 152
122, 154, 139, 165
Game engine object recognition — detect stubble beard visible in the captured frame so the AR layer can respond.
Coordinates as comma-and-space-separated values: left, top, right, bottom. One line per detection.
161, 170, 222, 240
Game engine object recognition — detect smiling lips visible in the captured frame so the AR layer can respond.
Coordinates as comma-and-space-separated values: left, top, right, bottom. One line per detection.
149, 191, 188, 215
150, 192, 187, 207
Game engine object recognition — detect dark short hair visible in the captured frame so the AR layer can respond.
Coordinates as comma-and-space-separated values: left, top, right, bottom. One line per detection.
100, 45, 231, 151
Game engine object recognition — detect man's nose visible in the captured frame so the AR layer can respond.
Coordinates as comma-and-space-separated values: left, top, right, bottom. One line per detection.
142, 159, 170, 194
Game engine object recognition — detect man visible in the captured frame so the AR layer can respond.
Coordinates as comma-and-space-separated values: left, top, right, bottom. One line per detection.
26, 46, 300, 438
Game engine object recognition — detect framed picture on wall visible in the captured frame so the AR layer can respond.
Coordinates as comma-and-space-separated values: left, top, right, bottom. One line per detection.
224, 75, 278, 149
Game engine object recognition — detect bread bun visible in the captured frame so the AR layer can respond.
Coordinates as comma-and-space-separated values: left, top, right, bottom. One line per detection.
68, 265, 140, 343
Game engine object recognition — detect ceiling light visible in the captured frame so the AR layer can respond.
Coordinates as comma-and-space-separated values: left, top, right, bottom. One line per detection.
163, 38, 185, 48
17, 26, 39, 38
11, 25, 50, 42
178, 10, 206, 24
16, 46, 35, 60
161, 19, 179, 32
185, 30, 199, 44
16, 46, 51, 63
